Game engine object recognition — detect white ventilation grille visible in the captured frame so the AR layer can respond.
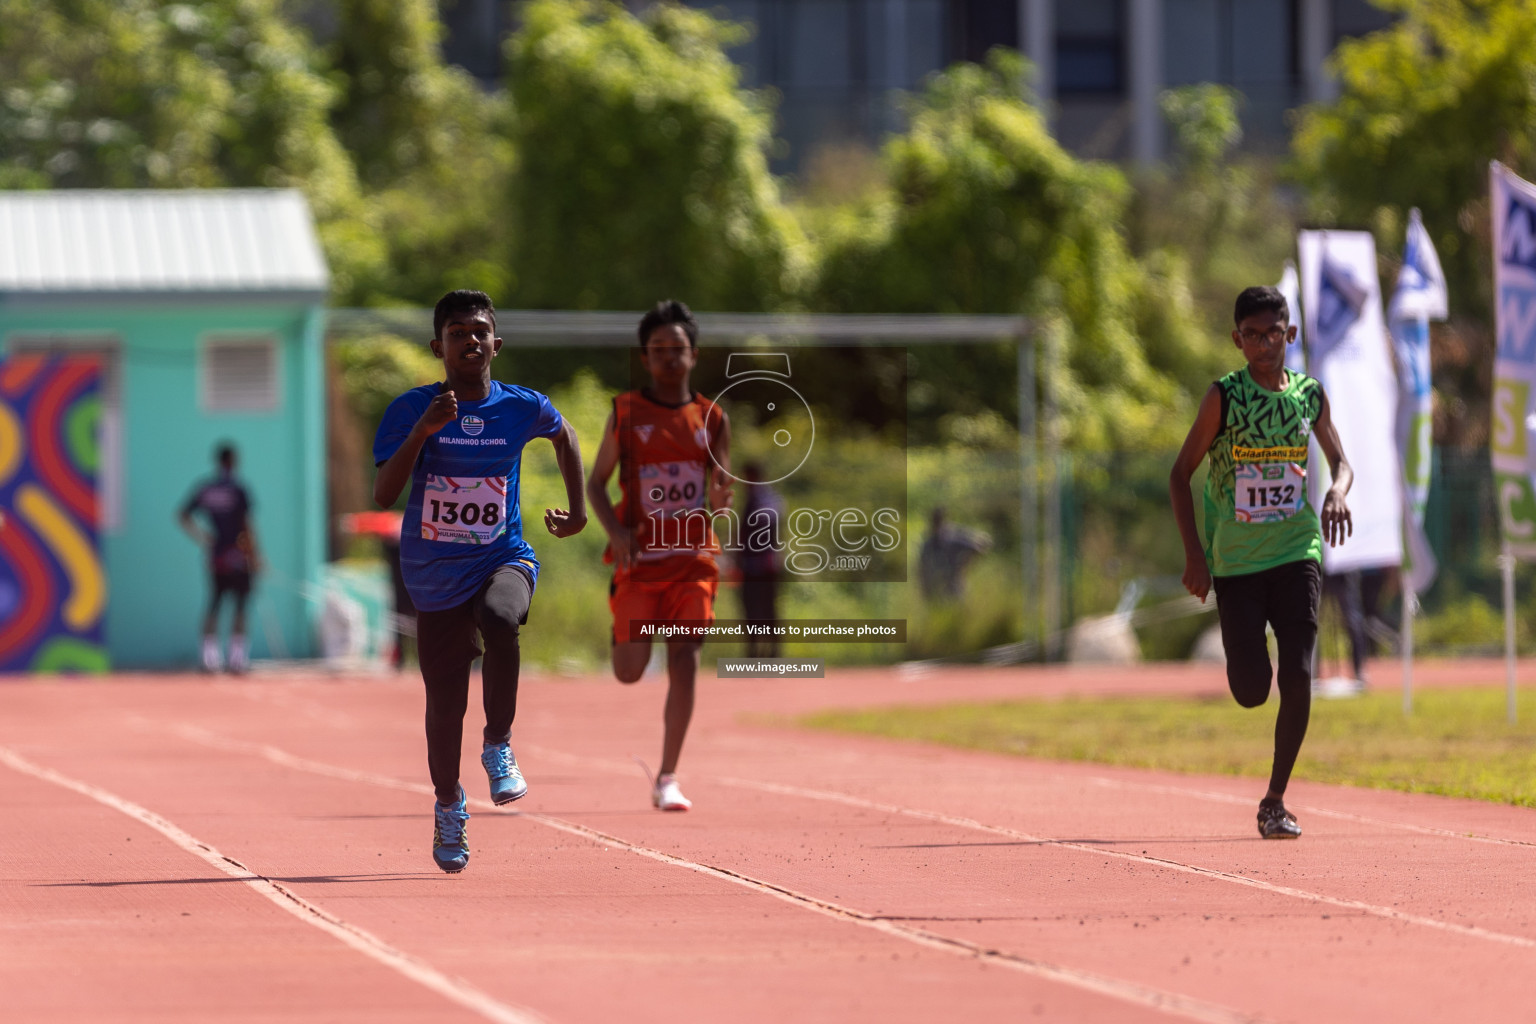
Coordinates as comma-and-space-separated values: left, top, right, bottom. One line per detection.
202, 338, 279, 413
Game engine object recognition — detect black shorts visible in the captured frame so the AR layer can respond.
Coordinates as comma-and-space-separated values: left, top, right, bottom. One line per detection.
416, 565, 534, 674
1213, 559, 1321, 705
212, 570, 252, 598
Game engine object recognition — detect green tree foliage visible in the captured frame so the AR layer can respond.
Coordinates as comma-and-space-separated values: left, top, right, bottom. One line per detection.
1290, 0, 1536, 442
1292, 0, 1536, 316
0, 0, 383, 296
813, 52, 1209, 449
326, 0, 514, 304
1128, 85, 1298, 360
504, 0, 810, 311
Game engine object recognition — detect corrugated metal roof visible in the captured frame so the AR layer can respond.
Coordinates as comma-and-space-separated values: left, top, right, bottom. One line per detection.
0, 189, 329, 296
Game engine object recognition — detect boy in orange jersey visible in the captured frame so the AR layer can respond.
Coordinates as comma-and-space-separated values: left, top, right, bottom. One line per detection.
587, 300, 732, 810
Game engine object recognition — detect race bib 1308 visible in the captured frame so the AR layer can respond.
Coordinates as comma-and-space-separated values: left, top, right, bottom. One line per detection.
422, 475, 508, 544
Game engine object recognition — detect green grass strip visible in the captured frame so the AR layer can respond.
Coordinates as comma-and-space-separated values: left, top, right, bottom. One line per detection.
801, 687, 1536, 807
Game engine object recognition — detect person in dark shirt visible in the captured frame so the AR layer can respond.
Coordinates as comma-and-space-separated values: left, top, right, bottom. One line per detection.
917, 507, 990, 601
738, 461, 783, 657
179, 443, 260, 674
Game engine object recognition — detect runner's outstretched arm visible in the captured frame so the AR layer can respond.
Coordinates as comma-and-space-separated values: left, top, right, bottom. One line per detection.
544, 418, 587, 537
1313, 390, 1354, 547
1170, 384, 1223, 603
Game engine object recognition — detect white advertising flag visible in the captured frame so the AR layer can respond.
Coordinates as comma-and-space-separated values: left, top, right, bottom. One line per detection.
1388, 208, 1446, 593
1278, 260, 1307, 375
1490, 162, 1536, 557
1299, 230, 1403, 573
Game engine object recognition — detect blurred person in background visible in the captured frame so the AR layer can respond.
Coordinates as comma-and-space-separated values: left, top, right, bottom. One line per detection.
918, 506, 990, 601
738, 460, 783, 657
179, 442, 260, 674
1322, 566, 1395, 688
342, 510, 414, 670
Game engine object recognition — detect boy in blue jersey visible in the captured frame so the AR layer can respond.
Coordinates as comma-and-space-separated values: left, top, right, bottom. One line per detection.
373, 290, 586, 873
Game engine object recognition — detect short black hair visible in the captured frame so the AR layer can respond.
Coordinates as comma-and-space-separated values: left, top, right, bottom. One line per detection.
215, 442, 236, 469
1233, 286, 1288, 326
638, 299, 698, 350
434, 289, 496, 339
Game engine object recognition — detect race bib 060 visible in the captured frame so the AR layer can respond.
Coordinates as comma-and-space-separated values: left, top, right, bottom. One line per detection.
1234, 459, 1307, 523
422, 475, 507, 544
638, 461, 706, 517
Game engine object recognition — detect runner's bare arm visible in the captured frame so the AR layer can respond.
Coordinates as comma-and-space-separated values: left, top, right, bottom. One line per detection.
177, 506, 207, 547
544, 418, 587, 538
373, 389, 457, 507
242, 522, 263, 574
708, 407, 732, 511
1314, 389, 1354, 547
1169, 384, 1222, 603
585, 410, 637, 568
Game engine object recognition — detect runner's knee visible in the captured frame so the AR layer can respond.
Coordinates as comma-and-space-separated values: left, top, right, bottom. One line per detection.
1227, 662, 1272, 708
613, 642, 649, 683
478, 604, 521, 644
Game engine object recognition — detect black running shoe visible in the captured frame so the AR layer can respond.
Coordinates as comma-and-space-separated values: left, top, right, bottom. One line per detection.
1257, 801, 1301, 839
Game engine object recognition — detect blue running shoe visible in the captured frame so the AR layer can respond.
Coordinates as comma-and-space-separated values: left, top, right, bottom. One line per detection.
481, 742, 528, 804
432, 788, 471, 873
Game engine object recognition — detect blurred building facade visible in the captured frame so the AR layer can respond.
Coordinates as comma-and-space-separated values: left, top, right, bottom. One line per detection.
434, 0, 1392, 169
0, 190, 330, 669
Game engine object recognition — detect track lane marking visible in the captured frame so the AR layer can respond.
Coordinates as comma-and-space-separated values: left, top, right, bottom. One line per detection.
711, 727, 1536, 851
515, 745, 1536, 950
0, 744, 547, 1024
156, 723, 1266, 1024
714, 776, 1536, 950
1079, 775, 1536, 850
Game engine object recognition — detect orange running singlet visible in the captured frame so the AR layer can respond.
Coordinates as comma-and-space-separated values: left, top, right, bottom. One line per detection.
608, 390, 724, 584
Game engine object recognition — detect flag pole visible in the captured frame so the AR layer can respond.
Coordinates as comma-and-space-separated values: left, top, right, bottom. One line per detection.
1503, 542, 1517, 724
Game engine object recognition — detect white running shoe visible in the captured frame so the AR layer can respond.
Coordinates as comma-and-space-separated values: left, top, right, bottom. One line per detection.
201, 636, 222, 673
652, 773, 692, 811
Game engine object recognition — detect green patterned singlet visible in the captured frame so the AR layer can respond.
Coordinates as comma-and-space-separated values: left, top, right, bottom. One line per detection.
1203, 367, 1324, 577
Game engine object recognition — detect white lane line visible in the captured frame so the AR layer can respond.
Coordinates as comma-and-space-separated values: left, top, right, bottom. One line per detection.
524, 746, 1536, 942
716, 776, 1536, 951
717, 729, 1536, 852
1080, 775, 1536, 850
0, 744, 546, 1024
161, 726, 1265, 1024
515, 803, 1265, 1024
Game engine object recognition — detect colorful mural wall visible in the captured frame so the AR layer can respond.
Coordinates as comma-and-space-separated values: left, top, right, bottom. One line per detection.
0, 355, 107, 673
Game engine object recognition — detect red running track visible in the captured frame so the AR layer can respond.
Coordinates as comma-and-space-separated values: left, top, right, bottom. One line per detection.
3, 660, 1536, 1023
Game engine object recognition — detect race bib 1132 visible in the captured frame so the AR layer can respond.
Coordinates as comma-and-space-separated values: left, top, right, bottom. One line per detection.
1234, 461, 1307, 523
422, 475, 507, 544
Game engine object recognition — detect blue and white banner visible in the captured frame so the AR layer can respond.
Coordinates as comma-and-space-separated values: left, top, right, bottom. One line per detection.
1299, 230, 1403, 573
1490, 162, 1536, 557
1389, 207, 1449, 324
1278, 261, 1307, 375
1388, 208, 1447, 593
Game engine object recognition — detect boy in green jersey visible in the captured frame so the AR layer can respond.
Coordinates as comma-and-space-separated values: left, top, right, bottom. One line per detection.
1170, 286, 1354, 839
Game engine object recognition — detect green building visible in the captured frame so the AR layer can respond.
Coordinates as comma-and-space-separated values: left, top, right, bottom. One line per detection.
0, 189, 329, 668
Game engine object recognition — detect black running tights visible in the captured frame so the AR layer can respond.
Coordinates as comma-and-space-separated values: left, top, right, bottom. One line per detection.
1213, 559, 1321, 798
416, 566, 532, 804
